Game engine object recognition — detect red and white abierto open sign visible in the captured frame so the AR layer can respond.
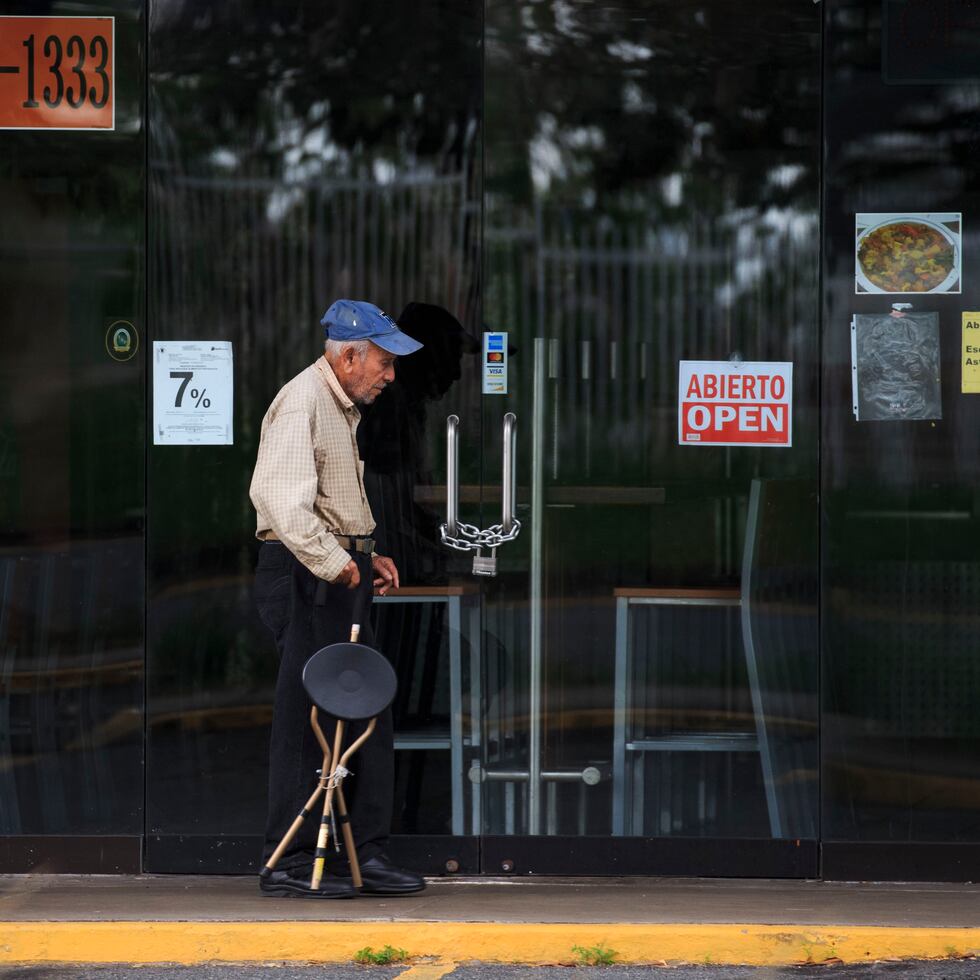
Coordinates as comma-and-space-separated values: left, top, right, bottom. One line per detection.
679, 360, 793, 448
0, 16, 114, 130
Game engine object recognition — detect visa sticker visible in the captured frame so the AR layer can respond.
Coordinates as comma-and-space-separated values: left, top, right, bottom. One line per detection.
483, 331, 508, 395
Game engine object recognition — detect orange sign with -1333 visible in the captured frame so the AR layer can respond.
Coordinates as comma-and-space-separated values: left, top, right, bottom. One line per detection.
0, 17, 113, 130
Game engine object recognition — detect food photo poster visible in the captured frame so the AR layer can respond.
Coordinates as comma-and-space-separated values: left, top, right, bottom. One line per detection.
855, 212, 962, 294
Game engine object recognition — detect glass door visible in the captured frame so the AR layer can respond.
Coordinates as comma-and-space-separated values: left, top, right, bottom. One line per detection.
142, 0, 823, 878
468, 0, 822, 875
144, 0, 486, 874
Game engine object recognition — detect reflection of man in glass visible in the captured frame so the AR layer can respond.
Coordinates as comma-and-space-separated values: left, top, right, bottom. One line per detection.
357, 302, 475, 834
250, 299, 426, 898
358, 302, 476, 583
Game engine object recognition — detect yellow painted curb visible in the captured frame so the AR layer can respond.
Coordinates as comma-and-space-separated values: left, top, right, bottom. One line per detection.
1, 921, 979, 966
395, 963, 457, 979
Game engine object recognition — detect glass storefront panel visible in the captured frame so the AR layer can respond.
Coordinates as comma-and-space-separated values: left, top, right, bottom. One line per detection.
0, 1, 145, 839
4, 0, 979, 880
480, 0, 821, 849
823, 0, 980, 844
145, 0, 482, 864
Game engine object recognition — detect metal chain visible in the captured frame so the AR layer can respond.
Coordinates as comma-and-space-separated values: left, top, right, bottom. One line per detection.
440, 518, 522, 554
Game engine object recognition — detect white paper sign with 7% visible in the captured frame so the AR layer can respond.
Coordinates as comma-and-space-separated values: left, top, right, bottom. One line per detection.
153, 341, 234, 445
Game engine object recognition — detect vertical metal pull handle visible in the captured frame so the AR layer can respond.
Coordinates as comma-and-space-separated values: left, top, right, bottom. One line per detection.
446, 414, 460, 537
502, 412, 517, 534
439, 412, 520, 578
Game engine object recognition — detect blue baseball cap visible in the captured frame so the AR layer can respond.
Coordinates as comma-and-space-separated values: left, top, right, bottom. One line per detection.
321, 299, 424, 356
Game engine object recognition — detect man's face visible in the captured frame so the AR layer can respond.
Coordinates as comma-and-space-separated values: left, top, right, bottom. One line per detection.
338, 342, 397, 404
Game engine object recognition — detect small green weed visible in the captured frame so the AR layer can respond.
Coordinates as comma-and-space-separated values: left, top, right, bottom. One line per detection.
572, 942, 618, 966
353, 945, 410, 965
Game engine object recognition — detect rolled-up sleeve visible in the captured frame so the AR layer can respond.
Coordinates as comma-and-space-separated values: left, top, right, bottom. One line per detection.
249, 410, 351, 582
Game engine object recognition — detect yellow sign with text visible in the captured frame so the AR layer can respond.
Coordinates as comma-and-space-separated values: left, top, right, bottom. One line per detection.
964, 313, 980, 393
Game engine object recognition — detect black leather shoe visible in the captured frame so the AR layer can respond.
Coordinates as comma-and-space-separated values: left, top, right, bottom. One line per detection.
353, 855, 426, 895
259, 868, 356, 899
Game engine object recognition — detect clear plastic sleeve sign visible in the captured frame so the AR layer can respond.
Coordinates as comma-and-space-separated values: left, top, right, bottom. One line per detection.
678, 361, 793, 448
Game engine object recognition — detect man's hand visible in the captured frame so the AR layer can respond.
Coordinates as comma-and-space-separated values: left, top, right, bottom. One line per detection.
334, 559, 361, 590
371, 555, 400, 595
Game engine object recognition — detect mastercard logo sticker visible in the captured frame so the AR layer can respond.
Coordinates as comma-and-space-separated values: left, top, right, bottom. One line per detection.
487, 352, 504, 363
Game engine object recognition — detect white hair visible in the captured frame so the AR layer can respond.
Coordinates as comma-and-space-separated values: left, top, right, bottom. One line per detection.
324, 339, 371, 361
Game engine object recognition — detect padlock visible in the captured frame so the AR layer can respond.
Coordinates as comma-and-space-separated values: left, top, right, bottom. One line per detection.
472, 554, 498, 577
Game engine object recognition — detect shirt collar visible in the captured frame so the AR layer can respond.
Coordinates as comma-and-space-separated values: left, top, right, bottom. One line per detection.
315, 356, 359, 416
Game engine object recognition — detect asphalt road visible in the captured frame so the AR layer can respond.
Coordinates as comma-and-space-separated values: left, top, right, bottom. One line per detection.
2, 962, 980, 980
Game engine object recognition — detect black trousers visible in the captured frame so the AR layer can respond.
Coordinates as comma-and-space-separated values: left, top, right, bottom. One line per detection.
254, 542, 392, 875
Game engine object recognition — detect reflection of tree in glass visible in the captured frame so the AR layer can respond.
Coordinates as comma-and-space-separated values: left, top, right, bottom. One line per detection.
149, 1, 483, 576
151, 0, 480, 177
487, 1, 819, 214
483, 0, 821, 486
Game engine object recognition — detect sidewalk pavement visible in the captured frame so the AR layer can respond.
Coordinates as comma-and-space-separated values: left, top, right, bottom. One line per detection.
1, 874, 979, 968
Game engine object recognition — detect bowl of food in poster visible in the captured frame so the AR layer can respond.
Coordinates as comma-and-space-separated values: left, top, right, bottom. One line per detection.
855, 216, 959, 294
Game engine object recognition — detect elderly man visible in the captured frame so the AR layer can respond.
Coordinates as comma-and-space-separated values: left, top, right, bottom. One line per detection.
250, 299, 425, 899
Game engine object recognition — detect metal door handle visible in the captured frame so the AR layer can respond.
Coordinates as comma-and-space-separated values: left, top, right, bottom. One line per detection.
439, 413, 521, 576
469, 762, 604, 786
446, 414, 459, 537
502, 412, 516, 534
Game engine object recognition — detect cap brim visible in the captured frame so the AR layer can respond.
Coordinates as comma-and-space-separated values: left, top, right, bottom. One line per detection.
371, 330, 424, 355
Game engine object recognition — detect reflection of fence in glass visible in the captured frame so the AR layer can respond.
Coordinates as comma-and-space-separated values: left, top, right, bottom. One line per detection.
484, 204, 818, 484
0, 541, 144, 834
148, 162, 482, 843
150, 164, 480, 367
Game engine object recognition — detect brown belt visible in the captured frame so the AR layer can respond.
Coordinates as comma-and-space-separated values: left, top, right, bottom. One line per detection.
262, 531, 375, 554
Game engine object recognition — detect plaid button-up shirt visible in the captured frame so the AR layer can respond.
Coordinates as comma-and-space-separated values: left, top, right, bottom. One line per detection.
249, 357, 375, 582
